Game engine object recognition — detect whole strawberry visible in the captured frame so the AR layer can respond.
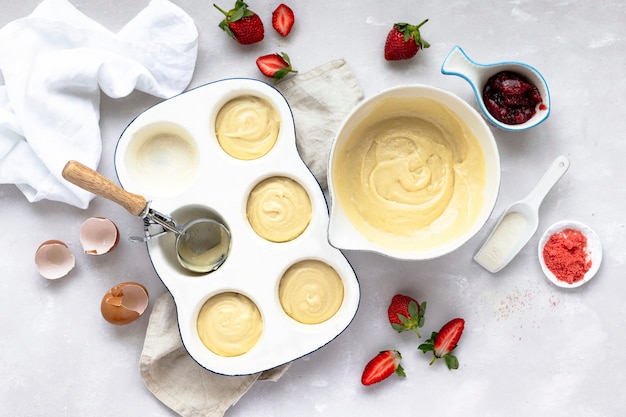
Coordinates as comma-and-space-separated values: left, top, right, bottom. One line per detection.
361, 350, 406, 386
384, 19, 430, 61
214, 0, 264, 45
387, 294, 426, 337
418, 318, 465, 370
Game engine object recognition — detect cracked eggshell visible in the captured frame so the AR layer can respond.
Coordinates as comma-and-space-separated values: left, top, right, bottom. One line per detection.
35, 240, 76, 280
80, 217, 119, 255
101, 282, 149, 325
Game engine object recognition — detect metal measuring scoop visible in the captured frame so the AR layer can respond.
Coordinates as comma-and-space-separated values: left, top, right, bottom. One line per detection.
62, 160, 230, 273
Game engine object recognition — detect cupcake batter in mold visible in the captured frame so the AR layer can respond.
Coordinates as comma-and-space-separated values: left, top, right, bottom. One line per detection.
215, 95, 280, 160
247, 176, 312, 242
197, 292, 263, 357
279, 260, 344, 325
114, 79, 360, 375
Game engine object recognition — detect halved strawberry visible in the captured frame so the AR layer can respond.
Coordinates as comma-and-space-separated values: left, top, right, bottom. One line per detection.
383, 19, 430, 61
387, 294, 427, 337
272, 3, 295, 37
361, 350, 405, 386
255, 52, 297, 82
214, 0, 264, 45
418, 318, 465, 370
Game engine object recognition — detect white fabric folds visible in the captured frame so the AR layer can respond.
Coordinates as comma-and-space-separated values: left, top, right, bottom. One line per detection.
0, 0, 198, 208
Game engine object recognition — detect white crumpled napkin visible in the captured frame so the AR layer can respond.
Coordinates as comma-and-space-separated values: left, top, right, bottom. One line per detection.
0, 0, 198, 208
139, 59, 364, 417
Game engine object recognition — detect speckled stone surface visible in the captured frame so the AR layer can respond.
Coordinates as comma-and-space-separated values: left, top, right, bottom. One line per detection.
2, 1, 624, 415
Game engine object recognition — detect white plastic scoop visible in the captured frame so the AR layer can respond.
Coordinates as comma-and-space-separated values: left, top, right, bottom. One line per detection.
474, 155, 570, 273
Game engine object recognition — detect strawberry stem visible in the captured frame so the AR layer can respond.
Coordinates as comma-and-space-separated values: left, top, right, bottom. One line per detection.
394, 19, 430, 49
213, 4, 228, 15
415, 18, 429, 30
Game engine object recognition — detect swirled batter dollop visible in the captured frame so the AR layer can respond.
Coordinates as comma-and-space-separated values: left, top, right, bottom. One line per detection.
215, 95, 280, 160
333, 96, 486, 251
247, 176, 312, 242
197, 292, 263, 357
279, 260, 344, 324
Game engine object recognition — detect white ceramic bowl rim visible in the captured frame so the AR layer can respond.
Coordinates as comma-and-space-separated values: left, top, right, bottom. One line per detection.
327, 84, 501, 260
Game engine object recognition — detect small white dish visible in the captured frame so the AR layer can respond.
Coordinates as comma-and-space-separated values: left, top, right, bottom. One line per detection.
441, 45, 550, 131
538, 220, 602, 288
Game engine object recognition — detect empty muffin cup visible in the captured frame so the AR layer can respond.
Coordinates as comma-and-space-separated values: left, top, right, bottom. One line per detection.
124, 122, 200, 197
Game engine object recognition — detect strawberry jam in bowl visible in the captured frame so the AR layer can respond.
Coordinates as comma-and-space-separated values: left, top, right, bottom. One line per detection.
441, 46, 550, 131
483, 70, 545, 125
327, 85, 501, 260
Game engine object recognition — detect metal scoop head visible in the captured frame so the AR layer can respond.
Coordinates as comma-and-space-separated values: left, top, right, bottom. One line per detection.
62, 160, 230, 273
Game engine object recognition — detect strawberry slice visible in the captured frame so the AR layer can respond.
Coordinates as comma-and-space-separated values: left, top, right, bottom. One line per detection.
255, 52, 297, 82
418, 318, 465, 369
387, 294, 427, 337
361, 350, 405, 386
272, 3, 295, 37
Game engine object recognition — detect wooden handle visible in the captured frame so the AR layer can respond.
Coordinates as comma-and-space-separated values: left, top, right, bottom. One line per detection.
62, 160, 147, 216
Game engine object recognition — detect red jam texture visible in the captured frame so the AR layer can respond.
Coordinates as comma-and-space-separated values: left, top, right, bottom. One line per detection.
482, 71, 543, 125
542, 228, 592, 284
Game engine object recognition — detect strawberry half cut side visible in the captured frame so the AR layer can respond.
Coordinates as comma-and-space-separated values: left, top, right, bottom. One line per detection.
418, 318, 465, 370
255, 52, 297, 83
272, 3, 295, 37
361, 350, 406, 386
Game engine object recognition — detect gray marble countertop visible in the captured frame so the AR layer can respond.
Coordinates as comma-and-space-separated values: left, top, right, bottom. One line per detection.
2, 1, 624, 415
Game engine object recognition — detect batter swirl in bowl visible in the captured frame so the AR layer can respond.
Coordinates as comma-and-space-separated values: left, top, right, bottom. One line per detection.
333, 97, 486, 251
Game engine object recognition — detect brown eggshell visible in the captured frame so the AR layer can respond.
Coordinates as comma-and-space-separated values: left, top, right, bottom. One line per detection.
100, 282, 149, 325
80, 217, 119, 255
35, 240, 76, 279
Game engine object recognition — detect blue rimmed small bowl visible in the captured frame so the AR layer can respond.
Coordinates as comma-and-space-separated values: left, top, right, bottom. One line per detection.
441, 45, 550, 131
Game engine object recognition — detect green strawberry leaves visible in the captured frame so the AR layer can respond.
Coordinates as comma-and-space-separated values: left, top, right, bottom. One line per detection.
418, 318, 465, 370
391, 300, 427, 337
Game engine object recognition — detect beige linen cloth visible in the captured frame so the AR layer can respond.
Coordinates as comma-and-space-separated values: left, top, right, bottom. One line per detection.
140, 59, 363, 417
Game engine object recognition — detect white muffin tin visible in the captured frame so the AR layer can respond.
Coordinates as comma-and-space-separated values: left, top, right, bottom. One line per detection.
114, 78, 360, 376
